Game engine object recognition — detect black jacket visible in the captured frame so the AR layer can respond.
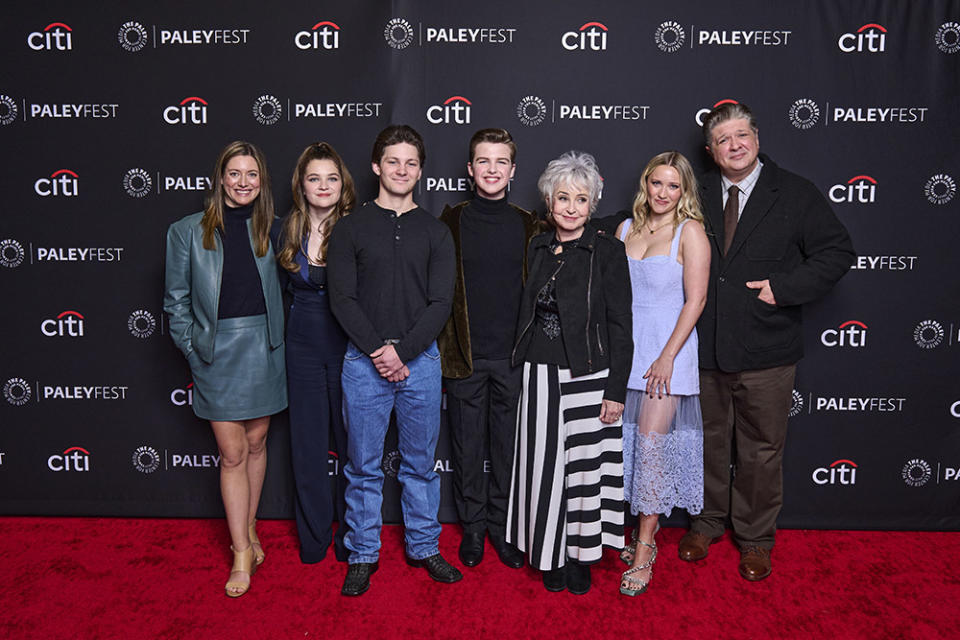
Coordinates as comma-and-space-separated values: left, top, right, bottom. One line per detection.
437, 200, 542, 378
512, 225, 633, 403
698, 154, 855, 372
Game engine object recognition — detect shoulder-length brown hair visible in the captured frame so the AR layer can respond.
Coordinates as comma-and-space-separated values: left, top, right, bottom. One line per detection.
277, 142, 356, 272
629, 151, 703, 237
200, 140, 274, 257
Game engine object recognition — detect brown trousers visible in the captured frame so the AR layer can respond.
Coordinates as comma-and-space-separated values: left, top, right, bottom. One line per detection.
691, 364, 796, 549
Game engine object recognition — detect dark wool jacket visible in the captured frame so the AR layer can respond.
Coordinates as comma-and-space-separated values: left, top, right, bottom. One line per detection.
437, 200, 542, 378
698, 154, 855, 371
512, 225, 634, 403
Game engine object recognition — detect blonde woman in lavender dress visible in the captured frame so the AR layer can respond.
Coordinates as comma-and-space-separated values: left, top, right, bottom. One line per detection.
615, 151, 710, 596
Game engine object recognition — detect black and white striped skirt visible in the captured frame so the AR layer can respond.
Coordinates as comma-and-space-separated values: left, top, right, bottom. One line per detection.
506, 362, 624, 571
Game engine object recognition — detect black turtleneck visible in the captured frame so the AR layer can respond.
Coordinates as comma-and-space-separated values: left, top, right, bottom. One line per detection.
461, 194, 525, 359
218, 203, 266, 319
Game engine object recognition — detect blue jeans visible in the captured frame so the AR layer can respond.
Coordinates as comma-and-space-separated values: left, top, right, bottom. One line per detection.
341, 341, 442, 563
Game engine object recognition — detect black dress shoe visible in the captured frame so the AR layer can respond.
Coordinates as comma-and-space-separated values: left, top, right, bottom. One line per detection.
406, 553, 463, 583
542, 566, 566, 592
341, 562, 378, 596
458, 532, 485, 567
489, 533, 524, 569
566, 561, 591, 595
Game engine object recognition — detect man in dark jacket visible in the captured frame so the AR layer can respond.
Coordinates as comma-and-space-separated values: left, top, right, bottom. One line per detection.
679, 102, 855, 581
437, 128, 540, 569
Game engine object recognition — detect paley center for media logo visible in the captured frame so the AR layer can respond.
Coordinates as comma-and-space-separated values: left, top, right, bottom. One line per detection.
123, 168, 212, 196
1, 239, 25, 268
3, 377, 32, 406
514, 95, 649, 127
251, 94, 383, 125
128, 309, 157, 338
902, 458, 960, 486
655, 20, 790, 53
383, 17, 516, 49
28, 22, 73, 51
913, 319, 948, 349
787, 98, 927, 129
924, 174, 956, 205
118, 21, 250, 51
812, 459, 857, 485
132, 445, 221, 473
0, 94, 118, 123
936, 22, 960, 54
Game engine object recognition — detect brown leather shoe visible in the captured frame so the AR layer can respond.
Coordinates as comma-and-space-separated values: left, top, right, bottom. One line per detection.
738, 546, 772, 581
678, 530, 714, 562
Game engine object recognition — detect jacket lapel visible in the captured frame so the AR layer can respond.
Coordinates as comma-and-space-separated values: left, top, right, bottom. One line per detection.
701, 172, 725, 256
724, 162, 779, 261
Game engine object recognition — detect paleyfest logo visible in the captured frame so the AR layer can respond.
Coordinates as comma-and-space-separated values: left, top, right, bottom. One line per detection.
252, 94, 282, 125
384, 18, 414, 50
654, 21, 685, 53
924, 174, 956, 205
789, 98, 820, 129
516, 95, 547, 127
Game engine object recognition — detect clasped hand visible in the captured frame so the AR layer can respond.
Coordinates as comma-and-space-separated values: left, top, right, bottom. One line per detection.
371, 344, 409, 382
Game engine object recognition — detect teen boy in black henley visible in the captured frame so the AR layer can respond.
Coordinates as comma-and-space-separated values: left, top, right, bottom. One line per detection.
328, 125, 458, 596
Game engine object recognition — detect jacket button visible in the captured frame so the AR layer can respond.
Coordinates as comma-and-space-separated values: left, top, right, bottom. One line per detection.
718, 276, 726, 283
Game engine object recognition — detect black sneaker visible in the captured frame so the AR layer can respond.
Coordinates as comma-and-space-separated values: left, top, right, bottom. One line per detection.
406, 553, 463, 583
341, 562, 378, 596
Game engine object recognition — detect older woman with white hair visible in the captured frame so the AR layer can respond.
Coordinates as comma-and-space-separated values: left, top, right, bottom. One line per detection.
506, 150, 633, 595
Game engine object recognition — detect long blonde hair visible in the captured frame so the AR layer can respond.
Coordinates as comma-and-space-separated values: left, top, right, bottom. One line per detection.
200, 141, 274, 257
277, 142, 356, 271
629, 151, 703, 238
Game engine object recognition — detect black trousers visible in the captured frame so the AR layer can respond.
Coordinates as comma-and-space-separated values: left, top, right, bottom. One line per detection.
445, 357, 521, 537
287, 335, 349, 563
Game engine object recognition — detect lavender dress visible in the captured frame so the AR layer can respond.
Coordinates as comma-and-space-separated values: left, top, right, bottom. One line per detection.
619, 219, 703, 517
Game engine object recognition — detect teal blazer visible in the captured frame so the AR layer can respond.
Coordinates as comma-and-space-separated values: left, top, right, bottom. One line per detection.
164, 211, 285, 364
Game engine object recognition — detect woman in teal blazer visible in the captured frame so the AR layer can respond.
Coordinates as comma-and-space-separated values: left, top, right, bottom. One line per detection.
164, 140, 287, 598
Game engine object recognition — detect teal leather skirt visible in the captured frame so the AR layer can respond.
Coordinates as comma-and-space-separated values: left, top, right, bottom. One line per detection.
188, 314, 287, 421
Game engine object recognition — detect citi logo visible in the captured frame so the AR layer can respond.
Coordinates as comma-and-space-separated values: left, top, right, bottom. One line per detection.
28, 22, 73, 51
170, 382, 194, 406
329, 450, 340, 476
48, 446, 90, 472
163, 97, 208, 125
695, 98, 739, 126
951, 400, 960, 419
838, 23, 886, 53
296, 21, 340, 49
812, 459, 857, 485
35, 169, 79, 197
426, 95, 471, 124
820, 320, 867, 348
829, 175, 877, 203
41, 310, 85, 337
562, 22, 608, 51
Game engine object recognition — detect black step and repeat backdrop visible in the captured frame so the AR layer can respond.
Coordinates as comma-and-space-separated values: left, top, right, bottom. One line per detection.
2, 1, 958, 530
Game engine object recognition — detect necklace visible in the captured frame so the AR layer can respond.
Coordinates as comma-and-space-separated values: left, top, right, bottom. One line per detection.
645, 219, 673, 234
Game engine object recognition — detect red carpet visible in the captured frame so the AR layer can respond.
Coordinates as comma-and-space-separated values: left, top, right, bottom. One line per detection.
1, 517, 957, 639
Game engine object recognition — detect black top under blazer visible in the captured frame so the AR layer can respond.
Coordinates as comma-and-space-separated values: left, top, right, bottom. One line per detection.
512, 224, 633, 404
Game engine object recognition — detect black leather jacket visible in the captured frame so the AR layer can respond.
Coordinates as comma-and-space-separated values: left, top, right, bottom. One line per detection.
512, 225, 633, 403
